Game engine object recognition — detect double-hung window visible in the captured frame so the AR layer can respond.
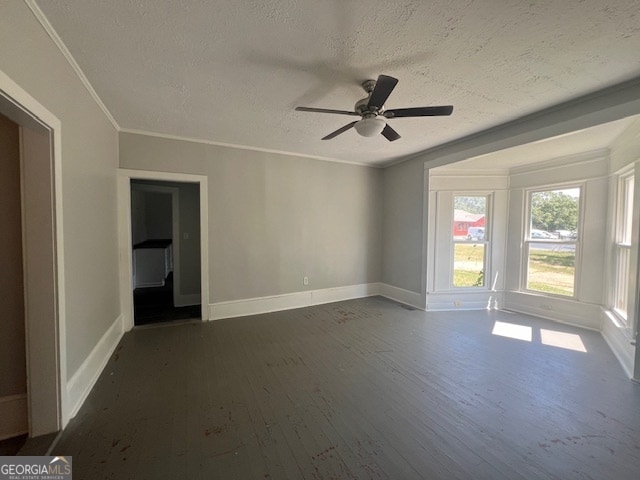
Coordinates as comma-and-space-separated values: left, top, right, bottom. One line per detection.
613, 171, 634, 325
452, 195, 489, 288
524, 187, 581, 297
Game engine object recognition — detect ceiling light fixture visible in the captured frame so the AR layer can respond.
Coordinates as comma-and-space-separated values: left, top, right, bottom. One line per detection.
354, 117, 386, 137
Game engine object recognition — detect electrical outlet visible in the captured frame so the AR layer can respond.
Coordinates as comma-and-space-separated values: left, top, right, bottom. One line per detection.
454, 300, 462, 307
303, 276, 309, 286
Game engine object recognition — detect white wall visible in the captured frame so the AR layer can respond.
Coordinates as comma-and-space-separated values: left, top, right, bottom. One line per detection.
0, 0, 121, 421
119, 132, 383, 306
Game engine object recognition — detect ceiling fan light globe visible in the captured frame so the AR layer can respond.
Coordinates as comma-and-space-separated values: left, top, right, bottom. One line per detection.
354, 117, 386, 137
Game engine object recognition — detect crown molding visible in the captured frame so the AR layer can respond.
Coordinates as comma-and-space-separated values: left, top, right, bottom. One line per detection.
24, 0, 119, 131
119, 128, 382, 168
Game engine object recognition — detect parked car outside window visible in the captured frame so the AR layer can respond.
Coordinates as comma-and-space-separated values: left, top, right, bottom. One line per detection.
467, 227, 485, 241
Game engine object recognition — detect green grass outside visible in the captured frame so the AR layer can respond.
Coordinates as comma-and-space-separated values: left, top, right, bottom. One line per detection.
453, 244, 485, 287
527, 248, 575, 296
453, 244, 575, 295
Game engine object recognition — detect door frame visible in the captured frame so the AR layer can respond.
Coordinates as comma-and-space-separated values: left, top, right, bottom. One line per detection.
0, 69, 67, 432
118, 169, 209, 330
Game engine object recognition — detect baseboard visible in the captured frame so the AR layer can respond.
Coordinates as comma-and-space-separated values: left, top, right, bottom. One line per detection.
209, 283, 382, 320
378, 284, 425, 310
503, 291, 602, 330
0, 393, 28, 441
426, 291, 503, 311
66, 314, 124, 420
601, 309, 635, 379
175, 293, 201, 307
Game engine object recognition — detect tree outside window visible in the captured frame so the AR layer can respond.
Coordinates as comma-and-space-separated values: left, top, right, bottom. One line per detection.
525, 187, 580, 296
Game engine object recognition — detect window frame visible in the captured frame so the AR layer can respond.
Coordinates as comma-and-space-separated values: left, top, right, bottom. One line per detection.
522, 184, 584, 299
450, 193, 492, 290
611, 169, 634, 326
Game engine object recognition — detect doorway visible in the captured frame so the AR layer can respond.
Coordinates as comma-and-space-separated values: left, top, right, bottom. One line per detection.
0, 72, 66, 440
0, 113, 28, 443
130, 179, 202, 326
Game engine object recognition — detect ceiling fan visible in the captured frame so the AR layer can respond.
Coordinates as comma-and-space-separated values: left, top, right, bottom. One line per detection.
295, 74, 453, 141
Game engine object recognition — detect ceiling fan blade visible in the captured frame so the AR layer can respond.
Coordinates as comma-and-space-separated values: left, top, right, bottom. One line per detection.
383, 105, 453, 118
367, 75, 398, 110
321, 121, 358, 140
296, 106, 359, 116
381, 124, 401, 142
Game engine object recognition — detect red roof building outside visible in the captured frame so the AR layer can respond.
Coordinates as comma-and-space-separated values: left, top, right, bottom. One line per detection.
453, 209, 485, 237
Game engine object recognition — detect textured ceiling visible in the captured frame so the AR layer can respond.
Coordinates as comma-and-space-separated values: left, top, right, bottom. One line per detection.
34, 0, 640, 166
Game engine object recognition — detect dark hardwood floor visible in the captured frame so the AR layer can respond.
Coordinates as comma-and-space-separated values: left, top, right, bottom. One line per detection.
53, 297, 640, 479
133, 273, 201, 326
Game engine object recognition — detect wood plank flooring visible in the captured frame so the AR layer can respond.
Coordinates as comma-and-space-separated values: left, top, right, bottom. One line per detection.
53, 297, 640, 479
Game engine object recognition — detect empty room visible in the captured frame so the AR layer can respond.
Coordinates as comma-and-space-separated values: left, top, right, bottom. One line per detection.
1, 1, 640, 478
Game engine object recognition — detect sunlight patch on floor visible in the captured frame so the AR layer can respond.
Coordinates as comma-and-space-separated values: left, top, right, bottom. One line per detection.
491, 321, 588, 352
540, 329, 587, 352
492, 321, 532, 342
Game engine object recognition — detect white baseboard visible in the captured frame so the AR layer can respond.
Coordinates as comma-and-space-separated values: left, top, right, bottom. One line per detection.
66, 314, 124, 420
601, 309, 635, 379
503, 291, 602, 330
426, 291, 503, 311
0, 394, 28, 441
209, 283, 382, 320
378, 284, 425, 310
175, 293, 201, 307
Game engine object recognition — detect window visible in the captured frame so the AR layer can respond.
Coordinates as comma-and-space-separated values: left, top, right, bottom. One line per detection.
613, 172, 634, 324
524, 187, 581, 297
452, 195, 489, 288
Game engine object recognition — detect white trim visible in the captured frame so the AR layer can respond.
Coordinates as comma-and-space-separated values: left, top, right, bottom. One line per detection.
426, 291, 503, 311
66, 315, 124, 420
24, 0, 119, 131
378, 284, 425, 310
118, 168, 209, 330
120, 128, 381, 169
508, 148, 609, 176
503, 291, 602, 331
0, 68, 68, 431
209, 283, 382, 320
601, 309, 635, 379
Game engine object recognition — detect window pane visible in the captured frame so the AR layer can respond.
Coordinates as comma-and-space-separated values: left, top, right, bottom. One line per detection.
530, 188, 580, 240
614, 246, 630, 318
454, 243, 485, 287
453, 196, 486, 240
527, 243, 575, 296
621, 175, 634, 244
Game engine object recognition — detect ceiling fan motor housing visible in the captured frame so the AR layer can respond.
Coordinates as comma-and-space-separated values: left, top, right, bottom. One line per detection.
355, 97, 382, 117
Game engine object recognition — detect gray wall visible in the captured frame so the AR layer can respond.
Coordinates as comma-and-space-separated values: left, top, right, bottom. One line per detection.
119, 133, 383, 303
143, 192, 172, 239
1, 1, 120, 379
381, 159, 424, 293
